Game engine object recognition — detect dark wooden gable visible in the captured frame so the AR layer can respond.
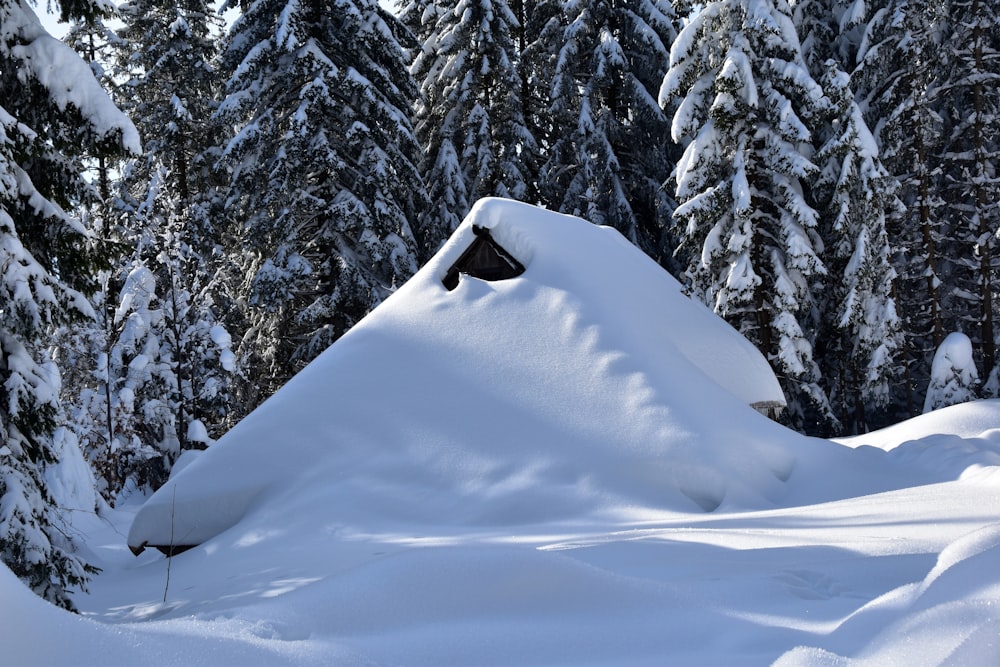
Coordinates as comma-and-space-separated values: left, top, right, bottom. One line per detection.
443, 225, 526, 291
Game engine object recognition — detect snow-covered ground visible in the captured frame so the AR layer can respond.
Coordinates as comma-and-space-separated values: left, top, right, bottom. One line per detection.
4, 199, 1000, 666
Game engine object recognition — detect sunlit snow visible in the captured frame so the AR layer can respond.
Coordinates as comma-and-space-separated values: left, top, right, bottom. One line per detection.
2, 199, 999, 666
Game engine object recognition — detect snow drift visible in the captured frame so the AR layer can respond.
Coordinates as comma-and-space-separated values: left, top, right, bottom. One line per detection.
129, 198, 802, 553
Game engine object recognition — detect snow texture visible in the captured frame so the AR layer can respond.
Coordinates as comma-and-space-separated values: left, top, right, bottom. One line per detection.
3, 199, 999, 666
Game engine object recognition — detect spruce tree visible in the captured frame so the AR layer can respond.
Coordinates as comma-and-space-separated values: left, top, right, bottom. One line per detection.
660, 0, 833, 427
938, 0, 1000, 391
791, 0, 904, 432
811, 64, 902, 432
537, 0, 678, 262
106, 0, 233, 490
407, 0, 536, 258
519, 0, 563, 161
57, 0, 235, 498
63, 11, 125, 202
855, 0, 950, 414
402, 0, 468, 256
0, 0, 138, 607
792, 0, 869, 73
217, 0, 422, 405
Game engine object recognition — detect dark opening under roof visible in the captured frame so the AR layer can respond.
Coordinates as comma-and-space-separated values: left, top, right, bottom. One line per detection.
443, 225, 525, 291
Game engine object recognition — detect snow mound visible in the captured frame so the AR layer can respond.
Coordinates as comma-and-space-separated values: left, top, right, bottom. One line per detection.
776, 523, 1000, 667
924, 332, 980, 412
836, 400, 1000, 478
129, 199, 806, 553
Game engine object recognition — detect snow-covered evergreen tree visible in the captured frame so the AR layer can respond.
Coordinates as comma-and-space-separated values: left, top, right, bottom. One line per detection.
407, 0, 536, 258
0, 0, 138, 607
519, 0, 563, 158
63, 0, 236, 496
402, 0, 466, 256
789, 0, 906, 431
537, 0, 678, 260
660, 0, 832, 426
938, 0, 1000, 390
792, 0, 868, 73
64, 9, 126, 202
855, 0, 950, 414
811, 64, 901, 432
217, 0, 421, 405
924, 332, 979, 412
57, 274, 130, 501
109, 265, 181, 487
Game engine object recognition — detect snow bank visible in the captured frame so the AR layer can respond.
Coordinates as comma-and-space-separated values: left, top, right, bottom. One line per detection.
836, 399, 1000, 478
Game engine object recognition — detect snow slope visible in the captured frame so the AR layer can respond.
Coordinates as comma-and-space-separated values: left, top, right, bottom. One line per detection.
2, 199, 999, 666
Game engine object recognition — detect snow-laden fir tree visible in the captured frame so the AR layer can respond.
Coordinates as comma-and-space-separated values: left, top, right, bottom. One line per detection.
537, 0, 678, 261
938, 0, 1000, 392
407, 0, 536, 258
791, 0, 868, 74
63, 8, 126, 201
0, 0, 138, 607
401, 0, 467, 256
811, 64, 901, 432
924, 332, 979, 412
93, 0, 235, 492
660, 0, 833, 427
217, 0, 422, 406
518, 0, 562, 157
790, 0, 903, 430
57, 0, 235, 498
854, 0, 950, 413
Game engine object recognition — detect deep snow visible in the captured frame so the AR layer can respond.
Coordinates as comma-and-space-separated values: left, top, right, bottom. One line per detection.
127, 197, 794, 557
2, 199, 999, 666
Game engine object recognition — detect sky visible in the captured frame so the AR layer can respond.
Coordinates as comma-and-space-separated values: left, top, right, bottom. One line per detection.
3, 198, 999, 666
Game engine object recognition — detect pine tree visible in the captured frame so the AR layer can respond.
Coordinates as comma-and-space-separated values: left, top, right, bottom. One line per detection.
855, 0, 950, 414
0, 0, 138, 607
792, 0, 869, 73
57, 0, 236, 498
407, 0, 536, 258
811, 64, 902, 432
402, 0, 468, 256
57, 272, 127, 501
660, 0, 833, 427
938, 0, 1000, 391
537, 0, 678, 261
790, 0, 904, 432
217, 0, 422, 405
64, 10, 125, 202
121, 0, 231, 458
519, 0, 563, 159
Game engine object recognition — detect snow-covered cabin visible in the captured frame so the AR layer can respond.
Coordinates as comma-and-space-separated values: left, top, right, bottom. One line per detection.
128, 199, 787, 555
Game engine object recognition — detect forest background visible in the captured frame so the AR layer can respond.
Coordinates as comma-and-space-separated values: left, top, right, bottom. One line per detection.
1, 0, 997, 608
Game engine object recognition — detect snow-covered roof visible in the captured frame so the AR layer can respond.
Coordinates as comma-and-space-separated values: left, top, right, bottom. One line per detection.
128, 198, 788, 553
